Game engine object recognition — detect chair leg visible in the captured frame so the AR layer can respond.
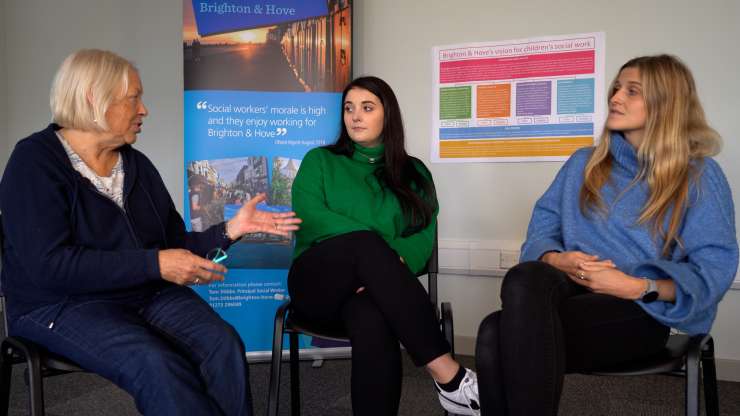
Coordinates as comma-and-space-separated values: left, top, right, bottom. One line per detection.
2, 338, 44, 416
0, 346, 13, 416
701, 337, 719, 416
441, 302, 454, 358
685, 338, 701, 416
289, 331, 300, 416
23, 357, 44, 416
267, 310, 286, 416
440, 302, 454, 416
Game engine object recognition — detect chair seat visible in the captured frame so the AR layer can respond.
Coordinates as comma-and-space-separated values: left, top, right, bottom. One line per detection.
590, 334, 690, 376
585, 333, 718, 416
3, 335, 84, 373
285, 310, 349, 342
41, 352, 83, 373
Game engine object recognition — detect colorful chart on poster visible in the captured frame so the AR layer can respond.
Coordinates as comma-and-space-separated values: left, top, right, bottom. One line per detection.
432, 32, 605, 162
183, 0, 352, 355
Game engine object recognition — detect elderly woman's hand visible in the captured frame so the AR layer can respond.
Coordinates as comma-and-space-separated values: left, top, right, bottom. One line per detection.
225, 193, 302, 240
158, 249, 227, 286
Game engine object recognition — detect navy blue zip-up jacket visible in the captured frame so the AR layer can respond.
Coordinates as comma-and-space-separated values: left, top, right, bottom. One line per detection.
0, 124, 230, 320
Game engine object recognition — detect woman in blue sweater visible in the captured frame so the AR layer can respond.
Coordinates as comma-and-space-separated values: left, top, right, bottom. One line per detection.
475, 55, 738, 415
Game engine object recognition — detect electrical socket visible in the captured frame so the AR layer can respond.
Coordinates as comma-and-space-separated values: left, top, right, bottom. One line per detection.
499, 250, 520, 269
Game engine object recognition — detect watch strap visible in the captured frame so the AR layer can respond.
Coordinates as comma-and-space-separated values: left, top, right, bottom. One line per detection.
640, 278, 659, 303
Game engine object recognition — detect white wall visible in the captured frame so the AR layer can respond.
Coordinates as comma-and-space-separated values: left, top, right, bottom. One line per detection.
353, 0, 740, 379
353, 0, 740, 243
2, 0, 740, 379
0, 0, 8, 170
2, 0, 185, 206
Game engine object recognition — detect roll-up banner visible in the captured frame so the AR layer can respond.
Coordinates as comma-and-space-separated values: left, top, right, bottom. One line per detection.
182, 0, 352, 359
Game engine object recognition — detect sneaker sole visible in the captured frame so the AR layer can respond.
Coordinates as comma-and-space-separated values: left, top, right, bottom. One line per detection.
438, 394, 480, 415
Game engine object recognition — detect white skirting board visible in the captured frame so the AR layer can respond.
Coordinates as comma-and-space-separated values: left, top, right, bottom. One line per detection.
716, 359, 740, 382
438, 238, 740, 289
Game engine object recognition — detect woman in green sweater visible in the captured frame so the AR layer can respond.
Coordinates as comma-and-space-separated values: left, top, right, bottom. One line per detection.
288, 76, 479, 416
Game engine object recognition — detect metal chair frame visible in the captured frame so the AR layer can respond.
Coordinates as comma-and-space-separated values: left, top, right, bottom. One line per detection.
589, 332, 719, 416
0, 214, 87, 416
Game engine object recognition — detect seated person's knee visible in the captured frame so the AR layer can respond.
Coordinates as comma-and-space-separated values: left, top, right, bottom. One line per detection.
501, 261, 555, 305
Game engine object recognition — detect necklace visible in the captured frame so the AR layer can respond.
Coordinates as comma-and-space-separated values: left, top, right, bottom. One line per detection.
354, 151, 382, 164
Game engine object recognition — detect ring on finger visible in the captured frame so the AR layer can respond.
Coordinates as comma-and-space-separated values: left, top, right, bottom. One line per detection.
578, 271, 586, 280
194, 277, 201, 284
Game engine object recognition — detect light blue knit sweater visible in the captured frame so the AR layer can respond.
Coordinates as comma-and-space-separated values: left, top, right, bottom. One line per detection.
521, 132, 738, 334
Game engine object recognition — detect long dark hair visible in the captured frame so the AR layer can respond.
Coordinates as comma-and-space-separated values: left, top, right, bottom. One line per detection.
325, 76, 437, 233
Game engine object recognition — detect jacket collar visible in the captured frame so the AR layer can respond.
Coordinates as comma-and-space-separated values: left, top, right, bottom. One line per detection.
39, 123, 139, 197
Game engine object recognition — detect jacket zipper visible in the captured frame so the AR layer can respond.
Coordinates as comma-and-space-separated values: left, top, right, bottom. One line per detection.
83, 180, 142, 248
48, 183, 142, 330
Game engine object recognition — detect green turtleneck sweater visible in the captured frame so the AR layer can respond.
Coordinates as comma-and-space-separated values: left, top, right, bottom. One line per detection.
291, 143, 438, 275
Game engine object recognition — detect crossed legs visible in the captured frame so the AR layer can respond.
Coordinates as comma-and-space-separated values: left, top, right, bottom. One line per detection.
476, 261, 670, 415
288, 231, 452, 415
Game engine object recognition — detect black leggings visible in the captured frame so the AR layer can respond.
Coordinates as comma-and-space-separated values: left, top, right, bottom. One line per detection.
288, 231, 450, 416
475, 261, 670, 416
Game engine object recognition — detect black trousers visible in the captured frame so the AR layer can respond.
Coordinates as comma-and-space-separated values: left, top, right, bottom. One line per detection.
288, 231, 450, 416
475, 261, 670, 416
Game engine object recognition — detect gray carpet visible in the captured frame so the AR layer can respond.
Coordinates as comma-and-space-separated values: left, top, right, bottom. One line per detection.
3, 353, 740, 415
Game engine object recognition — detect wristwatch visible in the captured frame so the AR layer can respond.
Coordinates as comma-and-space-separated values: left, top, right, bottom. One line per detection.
640, 278, 659, 303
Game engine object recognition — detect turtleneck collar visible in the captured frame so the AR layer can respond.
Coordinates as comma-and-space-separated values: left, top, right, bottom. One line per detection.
609, 131, 640, 175
352, 142, 385, 164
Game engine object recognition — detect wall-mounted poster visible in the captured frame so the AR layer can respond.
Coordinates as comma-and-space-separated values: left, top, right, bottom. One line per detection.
432, 32, 605, 162
183, 0, 352, 357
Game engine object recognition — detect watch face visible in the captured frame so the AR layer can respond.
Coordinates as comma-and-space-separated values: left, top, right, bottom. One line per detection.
642, 291, 659, 303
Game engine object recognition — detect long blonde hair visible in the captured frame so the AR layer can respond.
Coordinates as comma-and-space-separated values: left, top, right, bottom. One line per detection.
579, 55, 721, 256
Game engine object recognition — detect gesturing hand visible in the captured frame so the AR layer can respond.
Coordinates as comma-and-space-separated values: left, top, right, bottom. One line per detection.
158, 249, 227, 286
225, 193, 302, 240
541, 250, 615, 280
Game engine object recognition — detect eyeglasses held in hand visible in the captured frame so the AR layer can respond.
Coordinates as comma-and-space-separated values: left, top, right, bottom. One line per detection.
206, 247, 228, 264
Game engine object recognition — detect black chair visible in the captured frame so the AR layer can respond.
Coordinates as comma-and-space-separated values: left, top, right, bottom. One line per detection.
266, 231, 454, 416
477, 310, 718, 415
588, 332, 719, 416
0, 214, 88, 416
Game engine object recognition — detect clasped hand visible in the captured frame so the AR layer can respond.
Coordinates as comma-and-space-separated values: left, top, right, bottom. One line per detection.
542, 251, 644, 300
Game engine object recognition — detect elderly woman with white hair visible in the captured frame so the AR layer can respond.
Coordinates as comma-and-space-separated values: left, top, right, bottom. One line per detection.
0, 49, 300, 415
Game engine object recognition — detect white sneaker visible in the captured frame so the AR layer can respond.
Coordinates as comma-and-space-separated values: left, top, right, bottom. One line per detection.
434, 368, 481, 416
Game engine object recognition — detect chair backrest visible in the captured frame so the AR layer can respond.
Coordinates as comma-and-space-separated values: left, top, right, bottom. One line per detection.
0, 213, 3, 258
0, 213, 9, 337
426, 227, 439, 310
411, 224, 440, 309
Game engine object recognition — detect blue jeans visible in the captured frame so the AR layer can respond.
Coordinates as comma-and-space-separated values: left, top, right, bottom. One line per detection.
9, 284, 252, 415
